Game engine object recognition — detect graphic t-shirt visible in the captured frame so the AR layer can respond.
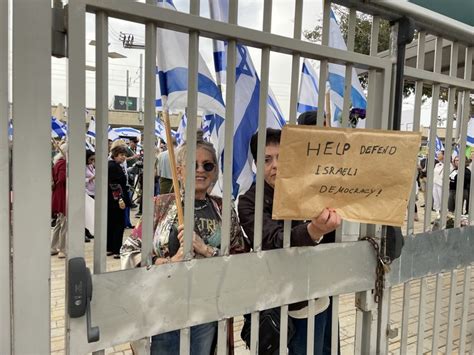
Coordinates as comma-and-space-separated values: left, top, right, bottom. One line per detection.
153, 197, 221, 258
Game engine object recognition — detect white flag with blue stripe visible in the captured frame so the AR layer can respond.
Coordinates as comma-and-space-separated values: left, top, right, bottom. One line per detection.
86, 117, 96, 138
51, 117, 67, 138
175, 114, 187, 146
435, 135, 444, 154
156, 0, 225, 117
155, 118, 175, 143
467, 116, 474, 147
113, 126, 141, 138
209, 0, 286, 197
297, 59, 320, 114
328, 10, 367, 128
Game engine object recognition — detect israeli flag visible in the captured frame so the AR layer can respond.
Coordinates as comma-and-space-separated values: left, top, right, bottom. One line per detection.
86, 117, 96, 138
328, 10, 367, 128
51, 117, 67, 138
155, 66, 163, 110
156, 0, 225, 117
209, 0, 286, 197
113, 127, 141, 138
155, 117, 176, 144
435, 135, 444, 154
85, 140, 95, 152
209, 0, 227, 86
467, 116, 474, 147
297, 59, 320, 114
108, 127, 120, 141
175, 114, 187, 146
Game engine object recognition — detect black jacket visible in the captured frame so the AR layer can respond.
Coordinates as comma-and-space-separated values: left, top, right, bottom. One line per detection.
238, 182, 335, 311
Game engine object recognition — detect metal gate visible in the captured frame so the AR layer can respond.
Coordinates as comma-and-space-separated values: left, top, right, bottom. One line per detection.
2, 0, 474, 354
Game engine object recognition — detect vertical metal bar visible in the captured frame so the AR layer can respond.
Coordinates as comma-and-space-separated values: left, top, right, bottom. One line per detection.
439, 42, 458, 229
179, 3, 200, 354
445, 270, 458, 354
142, 19, 157, 267
92, 12, 108, 355
94, 11, 108, 274
423, 37, 442, 228
430, 273, 443, 354
455, 47, 473, 227
377, 287, 391, 355
216, 2, 238, 352
416, 278, 427, 355
355, 290, 378, 354
317, 0, 330, 126
459, 266, 471, 354
216, 319, 228, 354
250, 312, 260, 354
354, 308, 363, 355
0, 0, 11, 353
306, 298, 316, 354
253, 0, 272, 253
67, 1, 86, 353
400, 281, 411, 355
12, 0, 51, 353
331, 296, 339, 355
365, 15, 379, 130
341, 8, 356, 127
280, 0, 302, 350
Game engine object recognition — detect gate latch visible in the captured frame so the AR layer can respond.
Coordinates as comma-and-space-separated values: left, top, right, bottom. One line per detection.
68, 257, 100, 343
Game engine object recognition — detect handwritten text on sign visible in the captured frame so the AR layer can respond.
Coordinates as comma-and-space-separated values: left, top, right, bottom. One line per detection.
273, 126, 421, 226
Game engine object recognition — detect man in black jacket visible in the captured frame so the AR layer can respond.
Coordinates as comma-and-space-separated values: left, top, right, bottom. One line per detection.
238, 127, 341, 354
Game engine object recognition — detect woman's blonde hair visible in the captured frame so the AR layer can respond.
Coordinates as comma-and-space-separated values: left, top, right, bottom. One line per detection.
176, 139, 218, 168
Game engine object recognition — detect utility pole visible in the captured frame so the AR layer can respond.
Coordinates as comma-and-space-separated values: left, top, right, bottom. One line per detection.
125, 69, 129, 110
139, 54, 143, 121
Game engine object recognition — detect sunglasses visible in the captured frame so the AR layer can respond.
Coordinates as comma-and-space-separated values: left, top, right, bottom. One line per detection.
196, 162, 216, 172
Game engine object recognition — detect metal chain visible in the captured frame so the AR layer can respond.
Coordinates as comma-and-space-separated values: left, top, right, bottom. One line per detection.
360, 236, 392, 303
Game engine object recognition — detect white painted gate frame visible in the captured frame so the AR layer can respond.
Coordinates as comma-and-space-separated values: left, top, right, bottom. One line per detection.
2, 0, 474, 354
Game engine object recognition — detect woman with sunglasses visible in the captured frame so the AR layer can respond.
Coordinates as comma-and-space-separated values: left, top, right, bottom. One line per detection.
121, 138, 249, 354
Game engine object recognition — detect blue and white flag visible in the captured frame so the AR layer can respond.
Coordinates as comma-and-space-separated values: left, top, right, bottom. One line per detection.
51, 117, 68, 138
209, 0, 227, 86
85, 140, 95, 152
155, 117, 176, 144
108, 127, 120, 141
209, 0, 287, 197
86, 117, 96, 138
328, 10, 366, 128
175, 114, 187, 146
113, 127, 141, 138
467, 116, 474, 147
156, 0, 225, 117
435, 135, 444, 154
297, 59, 320, 115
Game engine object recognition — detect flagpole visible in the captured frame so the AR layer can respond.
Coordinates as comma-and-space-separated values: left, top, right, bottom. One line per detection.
162, 102, 184, 225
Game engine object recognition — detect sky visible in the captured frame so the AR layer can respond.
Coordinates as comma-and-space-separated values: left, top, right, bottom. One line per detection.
49, 0, 324, 119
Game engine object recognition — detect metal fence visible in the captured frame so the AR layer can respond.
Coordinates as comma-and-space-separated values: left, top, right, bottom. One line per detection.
2, 0, 474, 354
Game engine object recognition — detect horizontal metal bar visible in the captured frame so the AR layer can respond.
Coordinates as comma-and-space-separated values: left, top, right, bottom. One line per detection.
387, 226, 474, 286
332, 0, 474, 46
404, 66, 474, 90
84, 0, 391, 71
78, 242, 377, 352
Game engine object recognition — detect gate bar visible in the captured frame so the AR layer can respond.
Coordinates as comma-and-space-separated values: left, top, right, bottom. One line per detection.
12, 0, 52, 353
416, 277, 427, 354
445, 270, 458, 354
341, 8, 356, 127
459, 266, 471, 354
399, 281, 411, 355
0, 0, 11, 353
430, 273, 443, 353
94, 11, 109, 274
316, 0, 330, 126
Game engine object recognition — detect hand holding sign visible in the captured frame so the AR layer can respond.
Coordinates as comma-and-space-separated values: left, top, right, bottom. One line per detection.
307, 208, 342, 242
273, 125, 421, 226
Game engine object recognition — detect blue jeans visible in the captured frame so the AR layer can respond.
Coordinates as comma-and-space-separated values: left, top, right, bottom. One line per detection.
288, 308, 328, 355
150, 322, 217, 355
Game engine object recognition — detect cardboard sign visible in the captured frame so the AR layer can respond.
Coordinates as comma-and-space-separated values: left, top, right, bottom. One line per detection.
273, 125, 421, 226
